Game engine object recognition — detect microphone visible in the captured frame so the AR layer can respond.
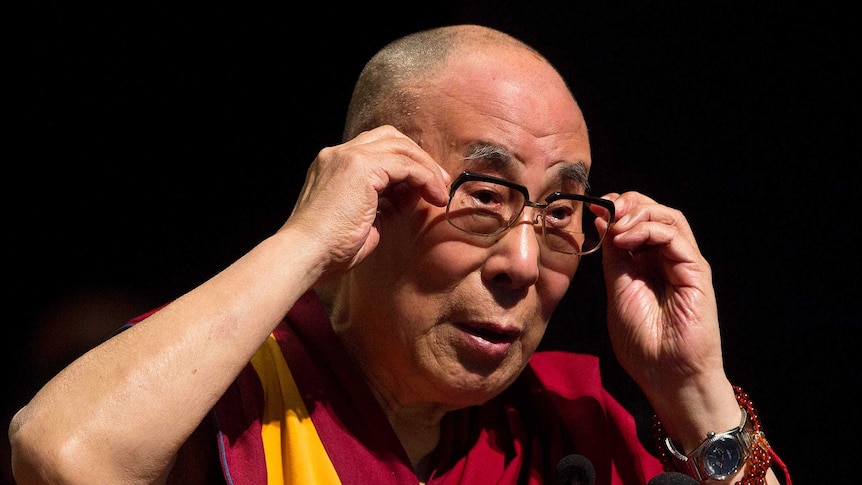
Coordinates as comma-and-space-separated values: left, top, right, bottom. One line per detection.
647, 472, 700, 485
557, 454, 595, 485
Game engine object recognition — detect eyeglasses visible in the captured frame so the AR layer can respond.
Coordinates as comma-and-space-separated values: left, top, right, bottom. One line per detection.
445, 172, 615, 255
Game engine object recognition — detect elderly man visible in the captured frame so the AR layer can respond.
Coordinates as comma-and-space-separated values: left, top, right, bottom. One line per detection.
10, 24, 786, 484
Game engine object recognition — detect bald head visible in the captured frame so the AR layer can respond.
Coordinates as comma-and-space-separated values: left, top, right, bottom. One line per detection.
342, 25, 561, 141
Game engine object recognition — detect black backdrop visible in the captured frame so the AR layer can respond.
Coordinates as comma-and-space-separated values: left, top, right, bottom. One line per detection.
6, 2, 856, 483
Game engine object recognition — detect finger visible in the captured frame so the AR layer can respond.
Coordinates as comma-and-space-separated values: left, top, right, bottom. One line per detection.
607, 192, 699, 251
351, 126, 451, 206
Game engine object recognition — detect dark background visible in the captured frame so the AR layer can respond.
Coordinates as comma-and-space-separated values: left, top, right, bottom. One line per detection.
6, 2, 856, 483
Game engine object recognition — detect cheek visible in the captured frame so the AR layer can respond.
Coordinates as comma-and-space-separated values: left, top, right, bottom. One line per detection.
412, 239, 481, 292
546, 260, 577, 290
402, 207, 484, 293
358, 205, 482, 313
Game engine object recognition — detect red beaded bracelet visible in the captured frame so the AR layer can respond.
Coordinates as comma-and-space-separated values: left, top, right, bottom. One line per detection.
652, 386, 791, 485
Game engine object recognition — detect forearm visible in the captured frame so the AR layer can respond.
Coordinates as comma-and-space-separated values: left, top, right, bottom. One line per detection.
10, 227, 326, 484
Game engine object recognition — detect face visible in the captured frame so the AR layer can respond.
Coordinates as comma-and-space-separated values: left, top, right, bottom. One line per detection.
338, 45, 592, 410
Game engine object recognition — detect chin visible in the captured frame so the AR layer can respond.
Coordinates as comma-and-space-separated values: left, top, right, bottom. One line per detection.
439, 363, 523, 407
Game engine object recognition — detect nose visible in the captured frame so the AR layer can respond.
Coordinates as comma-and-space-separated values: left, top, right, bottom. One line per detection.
480, 211, 542, 289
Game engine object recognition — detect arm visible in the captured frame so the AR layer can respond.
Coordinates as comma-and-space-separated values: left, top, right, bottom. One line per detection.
600, 191, 781, 484
8, 125, 450, 485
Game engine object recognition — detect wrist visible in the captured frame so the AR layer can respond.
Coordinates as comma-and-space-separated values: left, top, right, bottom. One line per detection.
653, 385, 776, 485
647, 374, 740, 451
665, 405, 752, 481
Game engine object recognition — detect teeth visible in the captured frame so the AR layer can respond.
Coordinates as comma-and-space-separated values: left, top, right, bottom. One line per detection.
474, 327, 508, 343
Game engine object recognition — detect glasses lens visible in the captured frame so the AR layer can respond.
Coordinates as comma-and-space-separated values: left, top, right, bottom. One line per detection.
542, 198, 610, 255
447, 179, 524, 236
446, 176, 612, 256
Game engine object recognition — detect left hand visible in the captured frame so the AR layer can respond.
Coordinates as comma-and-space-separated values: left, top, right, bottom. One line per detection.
599, 191, 724, 400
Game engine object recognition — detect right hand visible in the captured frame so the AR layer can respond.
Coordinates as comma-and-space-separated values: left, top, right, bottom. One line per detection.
283, 125, 451, 284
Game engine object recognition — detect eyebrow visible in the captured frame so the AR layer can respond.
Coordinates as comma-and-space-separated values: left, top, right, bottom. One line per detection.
560, 162, 590, 192
462, 142, 591, 192
463, 142, 513, 168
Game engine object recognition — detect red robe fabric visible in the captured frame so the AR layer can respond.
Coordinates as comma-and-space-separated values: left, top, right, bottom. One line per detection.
202, 290, 663, 484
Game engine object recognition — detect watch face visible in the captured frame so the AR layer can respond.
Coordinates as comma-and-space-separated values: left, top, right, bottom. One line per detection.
703, 435, 743, 479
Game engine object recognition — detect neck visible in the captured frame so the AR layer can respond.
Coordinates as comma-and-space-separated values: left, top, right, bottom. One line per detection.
362, 376, 450, 480
323, 284, 448, 479
385, 400, 446, 481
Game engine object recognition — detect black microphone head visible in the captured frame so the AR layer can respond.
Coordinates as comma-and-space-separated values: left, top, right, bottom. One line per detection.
647, 471, 700, 485
557, 453, 596, 485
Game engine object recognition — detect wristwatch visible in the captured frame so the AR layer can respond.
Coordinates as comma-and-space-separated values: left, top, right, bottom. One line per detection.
664, 407, 753, 481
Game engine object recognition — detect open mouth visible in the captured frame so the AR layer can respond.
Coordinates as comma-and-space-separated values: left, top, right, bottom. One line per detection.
455, 323, 518, 344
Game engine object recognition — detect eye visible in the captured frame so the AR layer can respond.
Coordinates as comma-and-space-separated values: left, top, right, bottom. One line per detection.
544, 200, 577, 228
464, 183, 507, 212
448, 180, 517, 235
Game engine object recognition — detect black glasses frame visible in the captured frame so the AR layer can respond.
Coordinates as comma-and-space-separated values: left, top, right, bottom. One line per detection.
446, 171, 616, 255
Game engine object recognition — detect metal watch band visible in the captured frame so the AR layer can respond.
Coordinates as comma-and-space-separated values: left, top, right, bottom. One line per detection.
664, 406, 752, 481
